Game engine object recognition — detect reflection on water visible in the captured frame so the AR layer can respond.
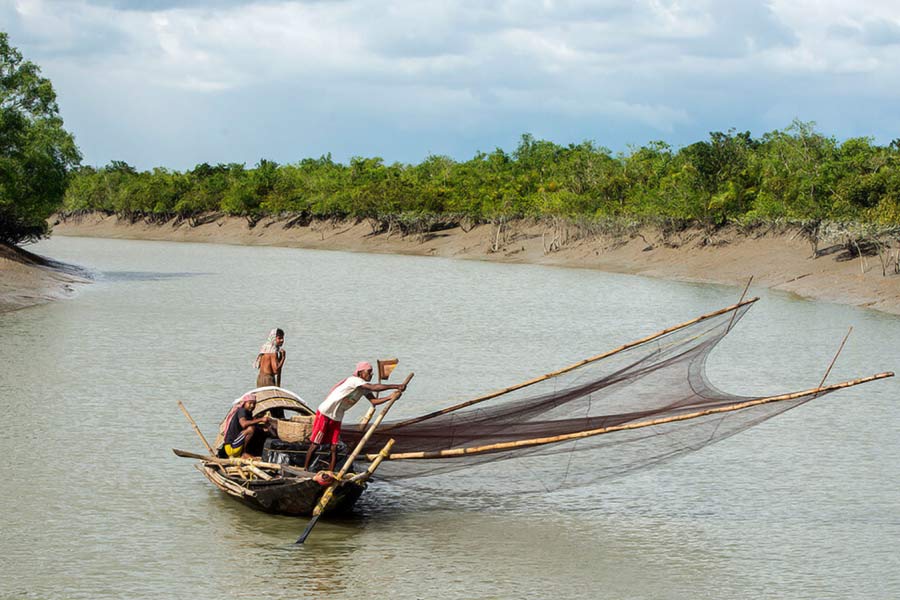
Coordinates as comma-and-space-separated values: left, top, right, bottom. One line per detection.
1, 236, 898, 600
98, 270, 210, 282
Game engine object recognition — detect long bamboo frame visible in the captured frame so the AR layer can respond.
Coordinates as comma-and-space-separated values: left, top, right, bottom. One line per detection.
297, 373, 414, 544
815, 327, 852, 395
366, 372, 892, 461
726, 276, 753, 332
383, 297, 760, 430
348, 438, 396, 484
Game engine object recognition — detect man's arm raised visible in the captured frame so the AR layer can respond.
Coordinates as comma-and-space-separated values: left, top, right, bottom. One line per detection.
361, 381, 407, 394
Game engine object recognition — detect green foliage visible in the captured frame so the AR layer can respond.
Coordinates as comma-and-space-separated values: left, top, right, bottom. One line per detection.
63, 122, 900, 228
1, 31, 81, 243
1, 32, 891, 233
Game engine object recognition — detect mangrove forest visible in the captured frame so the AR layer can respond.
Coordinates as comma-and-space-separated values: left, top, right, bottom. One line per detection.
62, 123, 900, 231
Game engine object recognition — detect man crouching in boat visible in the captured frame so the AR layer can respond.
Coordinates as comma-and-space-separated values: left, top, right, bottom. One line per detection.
303, 361, 407, 472
222, 393, 273, 458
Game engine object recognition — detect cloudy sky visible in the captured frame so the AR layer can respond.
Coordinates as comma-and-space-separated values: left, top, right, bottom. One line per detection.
4, 0, 900, 170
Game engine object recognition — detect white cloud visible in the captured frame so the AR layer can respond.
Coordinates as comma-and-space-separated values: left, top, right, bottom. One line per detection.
766, 0, 900, 73
5, 0, 900, 168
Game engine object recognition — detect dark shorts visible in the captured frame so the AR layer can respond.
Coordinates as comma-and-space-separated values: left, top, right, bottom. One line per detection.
310, 411, 341, 445
257, 372, 276, 387
224, 432, 246, 457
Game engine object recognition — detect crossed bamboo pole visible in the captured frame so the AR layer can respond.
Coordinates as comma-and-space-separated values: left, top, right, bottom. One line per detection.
366, 372, 893, 461
383, 297, 760, 430
177, 400, 215, 455
297, 373, 414, 544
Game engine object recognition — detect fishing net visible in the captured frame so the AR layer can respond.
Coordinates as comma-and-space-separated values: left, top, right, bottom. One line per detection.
344, 299, 846, 493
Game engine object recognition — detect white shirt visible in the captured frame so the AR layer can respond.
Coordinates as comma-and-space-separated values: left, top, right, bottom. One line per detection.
319, 376, 368, 421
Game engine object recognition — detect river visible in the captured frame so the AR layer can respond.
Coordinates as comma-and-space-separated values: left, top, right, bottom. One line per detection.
1, 236, 898, 599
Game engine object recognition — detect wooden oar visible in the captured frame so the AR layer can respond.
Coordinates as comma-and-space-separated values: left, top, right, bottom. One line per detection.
296, 372, 414, 544
177, 400, 215, 455
383, 298, 759, 429
366, 372, 893, 461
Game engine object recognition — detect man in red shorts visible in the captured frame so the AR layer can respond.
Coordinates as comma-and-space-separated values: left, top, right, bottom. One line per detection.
303, 361, 407, 472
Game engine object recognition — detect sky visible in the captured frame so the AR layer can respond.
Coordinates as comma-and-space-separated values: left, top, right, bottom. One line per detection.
3, 0, 900, 170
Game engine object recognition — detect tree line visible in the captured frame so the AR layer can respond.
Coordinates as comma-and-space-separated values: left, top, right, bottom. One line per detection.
4, 31, 900, 246
1, 32, 80, 245
62, 123, 900, 230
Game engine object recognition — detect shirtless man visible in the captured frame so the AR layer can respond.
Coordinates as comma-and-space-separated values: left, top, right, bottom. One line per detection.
303, 361, 407, 472
255, 328, 286, 387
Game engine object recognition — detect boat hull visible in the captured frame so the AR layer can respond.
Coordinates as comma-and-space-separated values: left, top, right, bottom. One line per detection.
198, 464, 365, 516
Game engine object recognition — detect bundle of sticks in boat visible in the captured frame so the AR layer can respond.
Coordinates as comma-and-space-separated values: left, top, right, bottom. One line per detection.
221, 461, 275, 481
173, 448, 294, 478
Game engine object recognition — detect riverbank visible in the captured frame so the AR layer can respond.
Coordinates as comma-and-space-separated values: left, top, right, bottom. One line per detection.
0, 241, 91, 313
36, 212, 900, 316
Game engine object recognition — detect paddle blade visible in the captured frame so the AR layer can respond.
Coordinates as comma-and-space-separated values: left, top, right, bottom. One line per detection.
296, 513, 321, 544
378, 358, 399, 380
173, 448, 212, 460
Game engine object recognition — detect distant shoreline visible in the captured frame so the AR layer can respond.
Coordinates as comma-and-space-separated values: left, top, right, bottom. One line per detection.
4, 212, 900, 316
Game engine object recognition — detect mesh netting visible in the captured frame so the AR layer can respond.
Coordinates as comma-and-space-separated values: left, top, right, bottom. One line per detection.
343, 300, 872, 493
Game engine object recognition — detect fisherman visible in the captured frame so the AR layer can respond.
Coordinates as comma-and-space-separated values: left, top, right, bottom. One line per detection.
222, 392, 272, 458
255, 328, 286, 387
303, 361, 407, 472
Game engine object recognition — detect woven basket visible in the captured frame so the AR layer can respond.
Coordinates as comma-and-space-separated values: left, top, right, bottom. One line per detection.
276, 416, 314, 443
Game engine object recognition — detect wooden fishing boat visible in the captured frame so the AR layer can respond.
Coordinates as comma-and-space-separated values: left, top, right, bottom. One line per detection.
174, 449, 367, 516
175, 386, 395, 517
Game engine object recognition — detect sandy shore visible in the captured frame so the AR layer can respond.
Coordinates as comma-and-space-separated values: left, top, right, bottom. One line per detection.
0, 241, 92, 313
9, 211, 900, 316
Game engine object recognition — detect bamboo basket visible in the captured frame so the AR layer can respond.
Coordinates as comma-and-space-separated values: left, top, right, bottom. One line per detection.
276, 415, 314, 443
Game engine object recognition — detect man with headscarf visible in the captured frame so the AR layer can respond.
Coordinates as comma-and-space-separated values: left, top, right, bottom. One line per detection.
255, 328, 286, 388
303, 361, 407, 472
221, 392, 272, 458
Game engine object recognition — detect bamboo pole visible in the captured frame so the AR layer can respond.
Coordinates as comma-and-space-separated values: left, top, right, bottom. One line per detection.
172, 448, 285, 471
177, 400, 215, 455
203, 465, 258, 498
297, 373, 414, 544
245, 464, 273, 481
814, 327, 852, 397
348, 439, 396, 484
333, 372, 413, 476
367, 372, 892, 461
358, 406, 376, 430
384, 298, 760, 429
727, 276, 753, 332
